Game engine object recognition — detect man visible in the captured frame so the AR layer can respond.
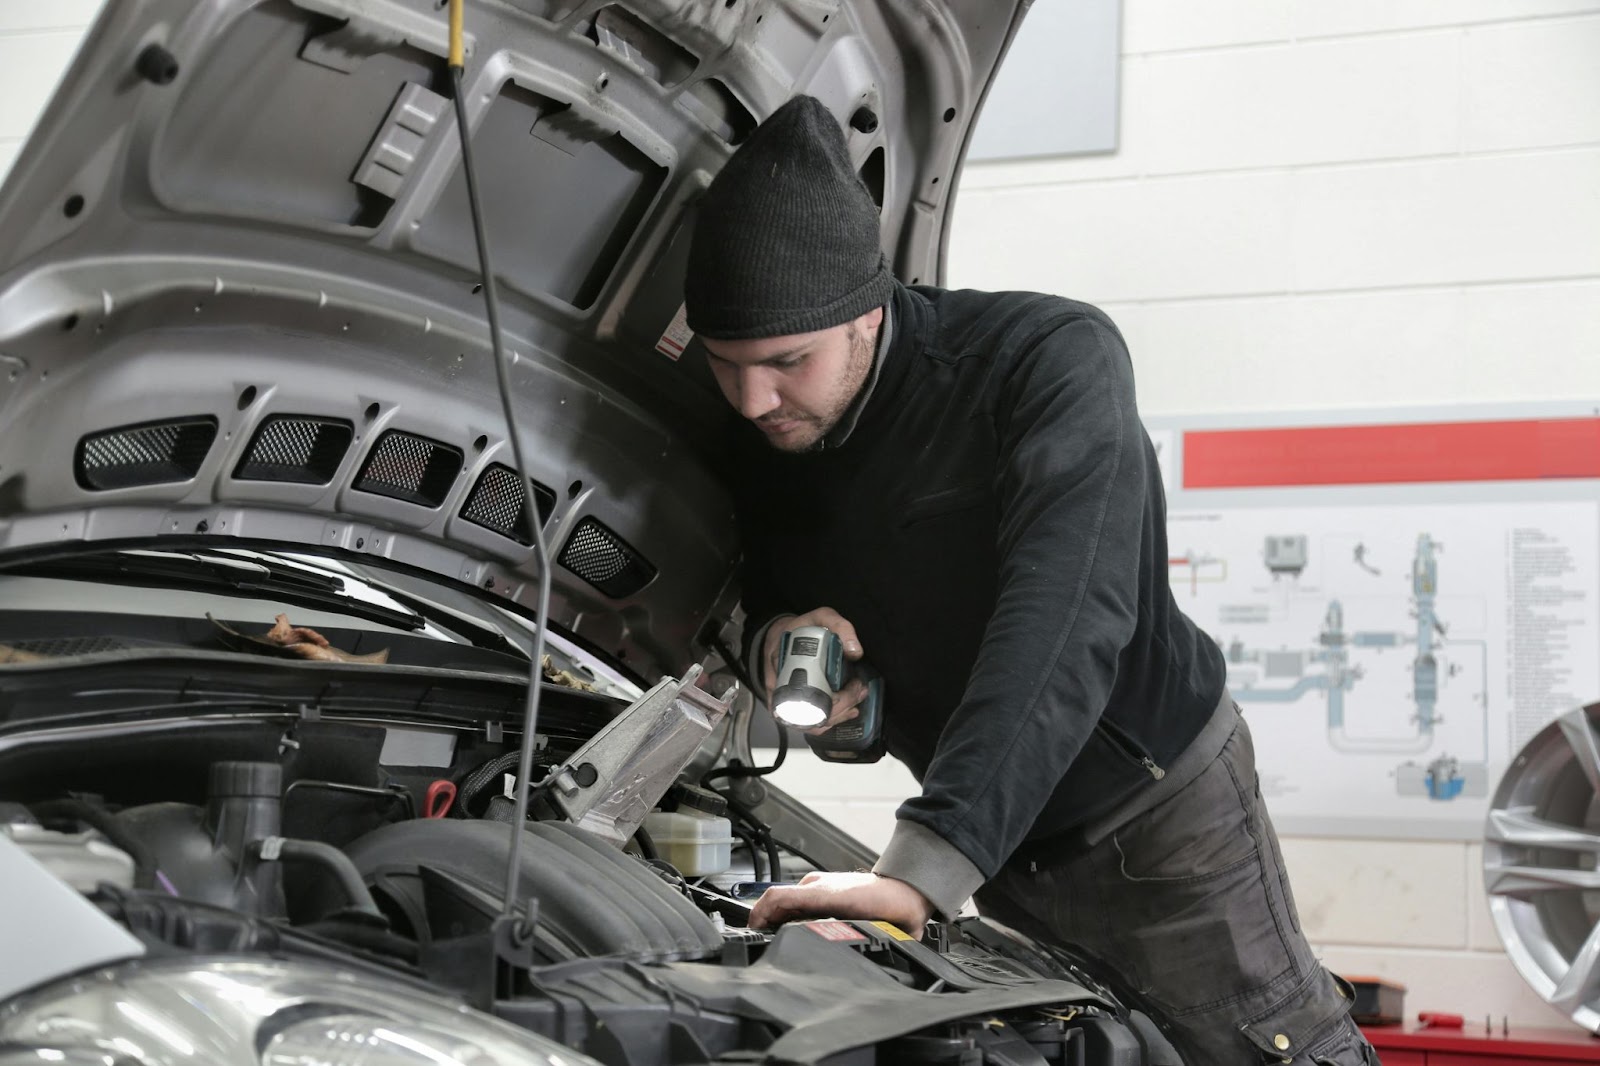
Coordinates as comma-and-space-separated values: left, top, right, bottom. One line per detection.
684, 95, 1375, 1065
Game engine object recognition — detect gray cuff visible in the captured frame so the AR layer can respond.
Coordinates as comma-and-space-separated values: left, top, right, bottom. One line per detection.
872, 819, 985, 922
746, 614, 793, 702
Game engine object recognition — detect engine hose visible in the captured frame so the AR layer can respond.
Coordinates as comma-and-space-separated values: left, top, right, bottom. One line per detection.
457, 751, 522, 815
248, 837, 381, 918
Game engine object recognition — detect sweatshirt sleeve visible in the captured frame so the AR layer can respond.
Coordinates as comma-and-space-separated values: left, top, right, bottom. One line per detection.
885, 314, 1147, 879
873, 819, 985, 921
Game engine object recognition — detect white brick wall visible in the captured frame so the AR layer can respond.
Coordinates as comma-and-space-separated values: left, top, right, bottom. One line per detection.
4, 0, 1597, 1034
0, 3, 97, 175
940, 0, 1600, 1031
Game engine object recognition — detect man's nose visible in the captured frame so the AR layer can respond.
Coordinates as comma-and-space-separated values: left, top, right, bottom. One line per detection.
736, 369, 782, 420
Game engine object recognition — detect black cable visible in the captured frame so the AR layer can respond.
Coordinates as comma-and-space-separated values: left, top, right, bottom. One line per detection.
710, 788, 762, 833
765, 835, 828, 873
707, 787, 832, 879
283, 779, 415, 822
731, 825, 762, 881
702, 636, 788, 784
716, 790, 779, 881
759, 828, 782, 884
701, 721, 788, 785
448, 20, 554, 920
709, 632, 758, 701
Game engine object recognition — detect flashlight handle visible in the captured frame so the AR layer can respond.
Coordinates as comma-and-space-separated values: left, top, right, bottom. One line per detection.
804, 661, 886, 763
777, 625, 846, 692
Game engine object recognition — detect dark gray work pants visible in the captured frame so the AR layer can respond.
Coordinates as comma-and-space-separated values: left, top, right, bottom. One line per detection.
975, 709, 1377, 1065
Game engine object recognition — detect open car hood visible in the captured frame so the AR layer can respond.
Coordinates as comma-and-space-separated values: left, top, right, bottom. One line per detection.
0, 0, 1031, 679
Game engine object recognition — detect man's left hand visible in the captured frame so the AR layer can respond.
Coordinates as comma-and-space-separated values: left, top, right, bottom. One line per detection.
747, 871, 934, 938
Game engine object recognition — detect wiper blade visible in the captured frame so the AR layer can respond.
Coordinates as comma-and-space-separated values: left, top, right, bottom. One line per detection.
10, 551, 426, 632
357, 582, 530, 661
205, 554, 530, 657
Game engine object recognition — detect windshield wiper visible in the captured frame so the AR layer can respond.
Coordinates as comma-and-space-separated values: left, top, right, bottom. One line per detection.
348, 580, 531, 661
8, 551, 426, 633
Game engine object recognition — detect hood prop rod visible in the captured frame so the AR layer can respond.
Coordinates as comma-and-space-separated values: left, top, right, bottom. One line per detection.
448, 0, 554, 937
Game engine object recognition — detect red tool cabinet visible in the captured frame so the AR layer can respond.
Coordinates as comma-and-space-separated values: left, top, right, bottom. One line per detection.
1362, 1023, 1600, 1064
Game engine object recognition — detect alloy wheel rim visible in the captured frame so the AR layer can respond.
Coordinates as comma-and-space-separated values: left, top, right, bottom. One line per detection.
1485, 701, 1600, 1031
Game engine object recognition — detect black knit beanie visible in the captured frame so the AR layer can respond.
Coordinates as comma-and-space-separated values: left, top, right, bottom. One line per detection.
684, 95, 892, 341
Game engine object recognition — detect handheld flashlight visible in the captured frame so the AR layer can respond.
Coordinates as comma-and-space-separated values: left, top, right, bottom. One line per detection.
771, 625, 886, 763
771, 625, 839, 727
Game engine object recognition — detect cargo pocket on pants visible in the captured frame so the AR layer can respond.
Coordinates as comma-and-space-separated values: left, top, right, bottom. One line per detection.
1102, 742, 1294, 1017
1240, 970, 1366, 1064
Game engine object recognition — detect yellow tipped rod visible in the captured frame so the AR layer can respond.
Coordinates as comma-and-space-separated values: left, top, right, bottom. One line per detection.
448, 0, 465, 69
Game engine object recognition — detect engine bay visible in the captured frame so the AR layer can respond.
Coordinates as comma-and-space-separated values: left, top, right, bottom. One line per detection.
0, 646, 1179, 1066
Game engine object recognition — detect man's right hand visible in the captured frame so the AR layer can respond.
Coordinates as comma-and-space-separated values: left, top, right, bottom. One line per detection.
763, 607, 869, 736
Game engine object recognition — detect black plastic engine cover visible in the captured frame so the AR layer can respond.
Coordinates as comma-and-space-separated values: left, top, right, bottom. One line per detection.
341, 819, 722, 963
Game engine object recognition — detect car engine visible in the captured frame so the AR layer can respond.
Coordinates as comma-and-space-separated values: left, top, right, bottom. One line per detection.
0, 652, 1180, 1066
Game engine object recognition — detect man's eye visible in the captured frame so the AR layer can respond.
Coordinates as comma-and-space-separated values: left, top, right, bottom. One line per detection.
774, 356, 803, 370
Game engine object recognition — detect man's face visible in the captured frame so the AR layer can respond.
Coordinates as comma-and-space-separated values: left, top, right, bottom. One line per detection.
702, 306, 883, 453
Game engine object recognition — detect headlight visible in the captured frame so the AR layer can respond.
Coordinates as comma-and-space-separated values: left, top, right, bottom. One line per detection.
0, 958, 600, 1066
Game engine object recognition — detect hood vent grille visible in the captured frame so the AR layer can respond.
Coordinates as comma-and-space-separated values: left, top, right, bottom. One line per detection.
559, 517, 657, 599
355, 430, 463, 508
75, 417, 218, 491
461, 464, 557, 544
6, 635, 135, 657
235, 416, 353, 484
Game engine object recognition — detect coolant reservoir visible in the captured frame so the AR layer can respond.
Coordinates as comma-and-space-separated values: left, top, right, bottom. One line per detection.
642, 808, 735, 877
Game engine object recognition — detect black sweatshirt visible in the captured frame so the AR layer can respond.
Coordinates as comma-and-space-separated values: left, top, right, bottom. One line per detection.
731, 282, 1226, 914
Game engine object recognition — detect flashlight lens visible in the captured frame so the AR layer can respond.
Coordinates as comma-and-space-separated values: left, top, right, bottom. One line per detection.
772, 681, 831, 728
775, 700, 827, 728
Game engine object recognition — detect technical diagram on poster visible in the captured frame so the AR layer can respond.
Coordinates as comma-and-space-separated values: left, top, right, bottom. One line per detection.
1167, 501, 1600, 835
1145, 427, 1176, 494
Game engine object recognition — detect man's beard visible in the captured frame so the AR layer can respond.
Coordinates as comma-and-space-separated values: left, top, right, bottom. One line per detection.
755, 325, 874, 454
